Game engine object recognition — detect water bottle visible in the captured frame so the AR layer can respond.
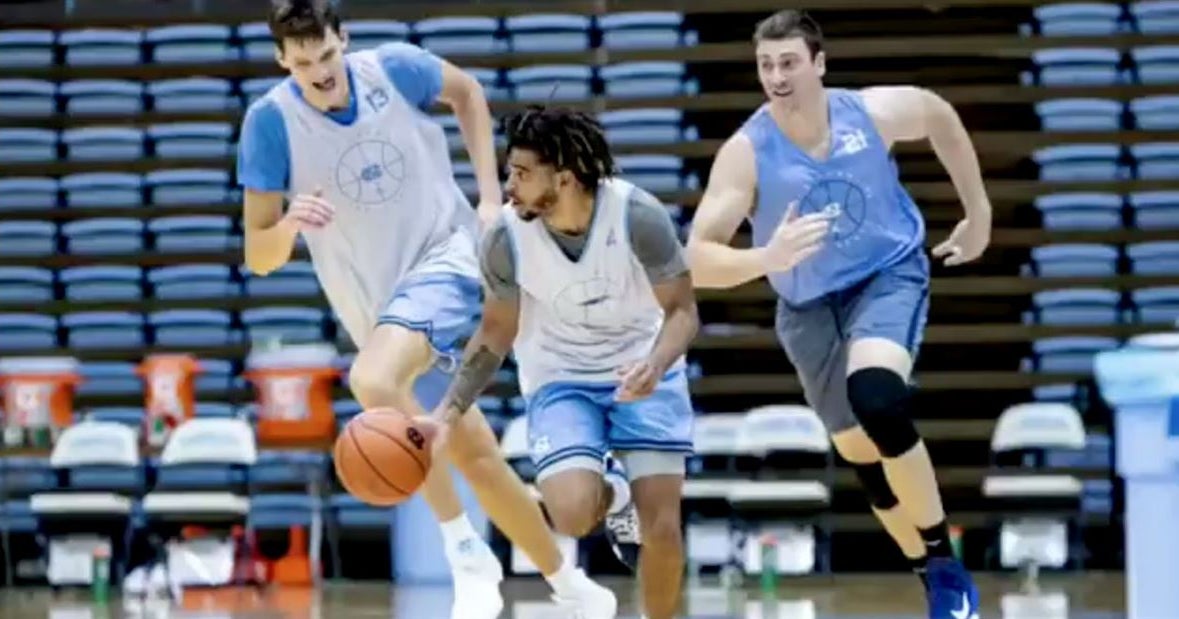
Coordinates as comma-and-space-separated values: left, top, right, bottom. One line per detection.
759, 533, 779, 598
91, 545, 111, 605
949, 524, 964, 561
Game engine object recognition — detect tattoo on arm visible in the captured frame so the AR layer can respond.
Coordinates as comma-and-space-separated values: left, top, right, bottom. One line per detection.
442, 345, 505, 417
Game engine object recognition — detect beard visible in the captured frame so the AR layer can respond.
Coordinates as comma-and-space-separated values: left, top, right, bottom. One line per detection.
515, 186, 559, 222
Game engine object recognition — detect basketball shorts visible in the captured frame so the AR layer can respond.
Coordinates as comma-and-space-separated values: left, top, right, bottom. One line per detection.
376, 272, 482, 410
525, 369, 695, 482
773, 248, 930, 434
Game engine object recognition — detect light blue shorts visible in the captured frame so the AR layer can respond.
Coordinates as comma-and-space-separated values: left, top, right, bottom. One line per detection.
376, 272, 481, 410
526, 369, 695, 482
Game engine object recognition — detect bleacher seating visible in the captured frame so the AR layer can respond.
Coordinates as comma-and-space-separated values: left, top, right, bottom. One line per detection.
1, 0, 1175, 580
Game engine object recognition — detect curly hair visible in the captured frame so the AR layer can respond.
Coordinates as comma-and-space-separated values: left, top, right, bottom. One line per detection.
501, 105, 616, 190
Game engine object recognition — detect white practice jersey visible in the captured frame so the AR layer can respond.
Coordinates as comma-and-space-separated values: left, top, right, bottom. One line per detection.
502, 178, 684, 395
262, 48, 478, 343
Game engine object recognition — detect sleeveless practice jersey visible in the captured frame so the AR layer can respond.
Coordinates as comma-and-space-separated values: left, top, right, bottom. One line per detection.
499, 179, 685, 395
239, 43, 478, 342
742, 88, 925, 306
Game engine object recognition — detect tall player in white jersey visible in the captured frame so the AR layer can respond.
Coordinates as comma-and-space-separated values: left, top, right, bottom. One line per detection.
431, 106, 700, 619
238, 2, 616, 618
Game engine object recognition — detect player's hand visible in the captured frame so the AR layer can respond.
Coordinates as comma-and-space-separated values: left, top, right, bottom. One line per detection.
615, 360, 660, 402
761, 201, 832, 273
283, 187, 336, 231
932, 216, 990, 267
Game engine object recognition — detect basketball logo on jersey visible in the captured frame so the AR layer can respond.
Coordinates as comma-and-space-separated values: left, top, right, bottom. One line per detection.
334, 137, 407, 207
553, 277, 623, 329
796, 171, 874, 257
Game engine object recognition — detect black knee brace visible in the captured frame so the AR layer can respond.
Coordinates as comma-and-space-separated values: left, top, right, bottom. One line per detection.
850, 461, 899, 510
846, 367, 920, 458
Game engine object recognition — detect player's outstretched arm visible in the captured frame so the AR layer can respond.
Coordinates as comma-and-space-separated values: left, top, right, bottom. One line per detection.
433, 219, 520, 423
861, 86, 992, 265
436, 59, 504, 228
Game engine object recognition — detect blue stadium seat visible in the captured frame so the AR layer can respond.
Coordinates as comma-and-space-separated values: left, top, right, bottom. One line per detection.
1026, 336, 1119, 374
1034, 98, 1124, 131
1131, 142, 1179, 179
1132, 286, 1179, 323
195, 402, 235, 418
250, 494, 319, 530
1032, 144, 1124, 181
0, 30, 55, 67
237, 21, 274, 61
0, 314, 57, 350
1131, 95, 1179, 129
343, 20, 411, 52
414, 17, 503, 55
149, 215, 236, 252
1133, 45, 1179, 84
61, 218, 145, 255
466, 68, 509, 102
61, 126, 145, 161
146, 24, 236, 64
0, 267, 54, 303
333, 399, 363, 426
0, 221, 56, 256
616, 154, 688, 192
507, 64, 593, 101
1127, 241, 1179, 274
4, 457, 55, 497
77, 362, 142, 396
1130, 190, 1179, 228
1027, 243, 1120, 277
451, 161, 478, 195
601, 62, 696, 98
60, 80, 145, 116
241, 77, 284, 106
195, 359, 235, 394
251, 450, 326, 487
61, 172, 143, 208
148, 122, 234, 159
1033, 3, 1125, 36
1033, 384, 1079, 402
0, 79, 56, 117
598, 12, 696, 50
1133, 1, 1179, 34
148, 78, 237, 113
59, 28, 143, 66
146, 168, 231, 205
1034, 193, 1124, 230
1030, 48, 1125, 86
85, 406, 145, 427
0, 177, 58, 210
240, 307, 326, 343
505, 14, 591, 52
150, 309, 236, 347
1027, 288, 1123, 325
0, 128, 57, 163
149, 264, 238, 299
60, 265, 143, 302
600, 108, 695, 145
242, 261, 319, 297
62, 311, 145, 349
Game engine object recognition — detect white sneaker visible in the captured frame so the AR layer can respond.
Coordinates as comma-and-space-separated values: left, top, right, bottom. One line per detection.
449, 538, 505, 619
551, 568, 618, 619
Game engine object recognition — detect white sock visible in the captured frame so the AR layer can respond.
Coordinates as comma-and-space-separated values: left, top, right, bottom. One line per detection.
605, 473, 631, 515
440, 514, 481, 555
545, 559, 584, 596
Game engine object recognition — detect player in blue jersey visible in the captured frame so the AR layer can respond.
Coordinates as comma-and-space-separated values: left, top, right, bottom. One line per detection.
686, 11, 989, 619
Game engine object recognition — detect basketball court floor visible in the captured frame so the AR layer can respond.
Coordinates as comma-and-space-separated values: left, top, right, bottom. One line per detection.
0, 572, 1126, 618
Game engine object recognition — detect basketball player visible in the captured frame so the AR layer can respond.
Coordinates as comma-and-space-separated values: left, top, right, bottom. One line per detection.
685, 11, 987, 619
429, 106, 699, 619
238, 2, 615, 617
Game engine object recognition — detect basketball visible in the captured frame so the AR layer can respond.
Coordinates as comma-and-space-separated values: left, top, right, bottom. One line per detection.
333, 408, 437, 506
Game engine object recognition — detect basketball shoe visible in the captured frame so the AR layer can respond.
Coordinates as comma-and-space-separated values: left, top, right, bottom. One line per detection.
447, 536, 505, 619
549, 564, 620, 619
603, 456, 641, 571
926, 557, 980, 619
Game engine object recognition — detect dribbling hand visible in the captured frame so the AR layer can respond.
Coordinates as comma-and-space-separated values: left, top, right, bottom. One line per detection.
615, 360, 660, 402
283, 187, 336, 231
760, 201, 832, 273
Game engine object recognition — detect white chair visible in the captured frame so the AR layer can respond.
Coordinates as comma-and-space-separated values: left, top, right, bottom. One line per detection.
30, 421, 141, 588
730, 405, 833, 576
983, 402, 1087, 591
141, 418, 257, 591
683, 414, 744, 574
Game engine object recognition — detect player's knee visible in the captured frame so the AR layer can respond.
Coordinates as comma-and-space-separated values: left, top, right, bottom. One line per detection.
641, 504, 683, 551
850, 461, 899, 510
846, 367, 920, 459
539, 473, 605, 538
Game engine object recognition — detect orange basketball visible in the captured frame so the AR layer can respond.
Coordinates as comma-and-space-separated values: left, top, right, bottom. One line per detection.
333, 408, 437, 506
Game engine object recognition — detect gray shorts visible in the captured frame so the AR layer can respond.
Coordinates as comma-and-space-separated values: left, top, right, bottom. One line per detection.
773, 249, 930, 434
